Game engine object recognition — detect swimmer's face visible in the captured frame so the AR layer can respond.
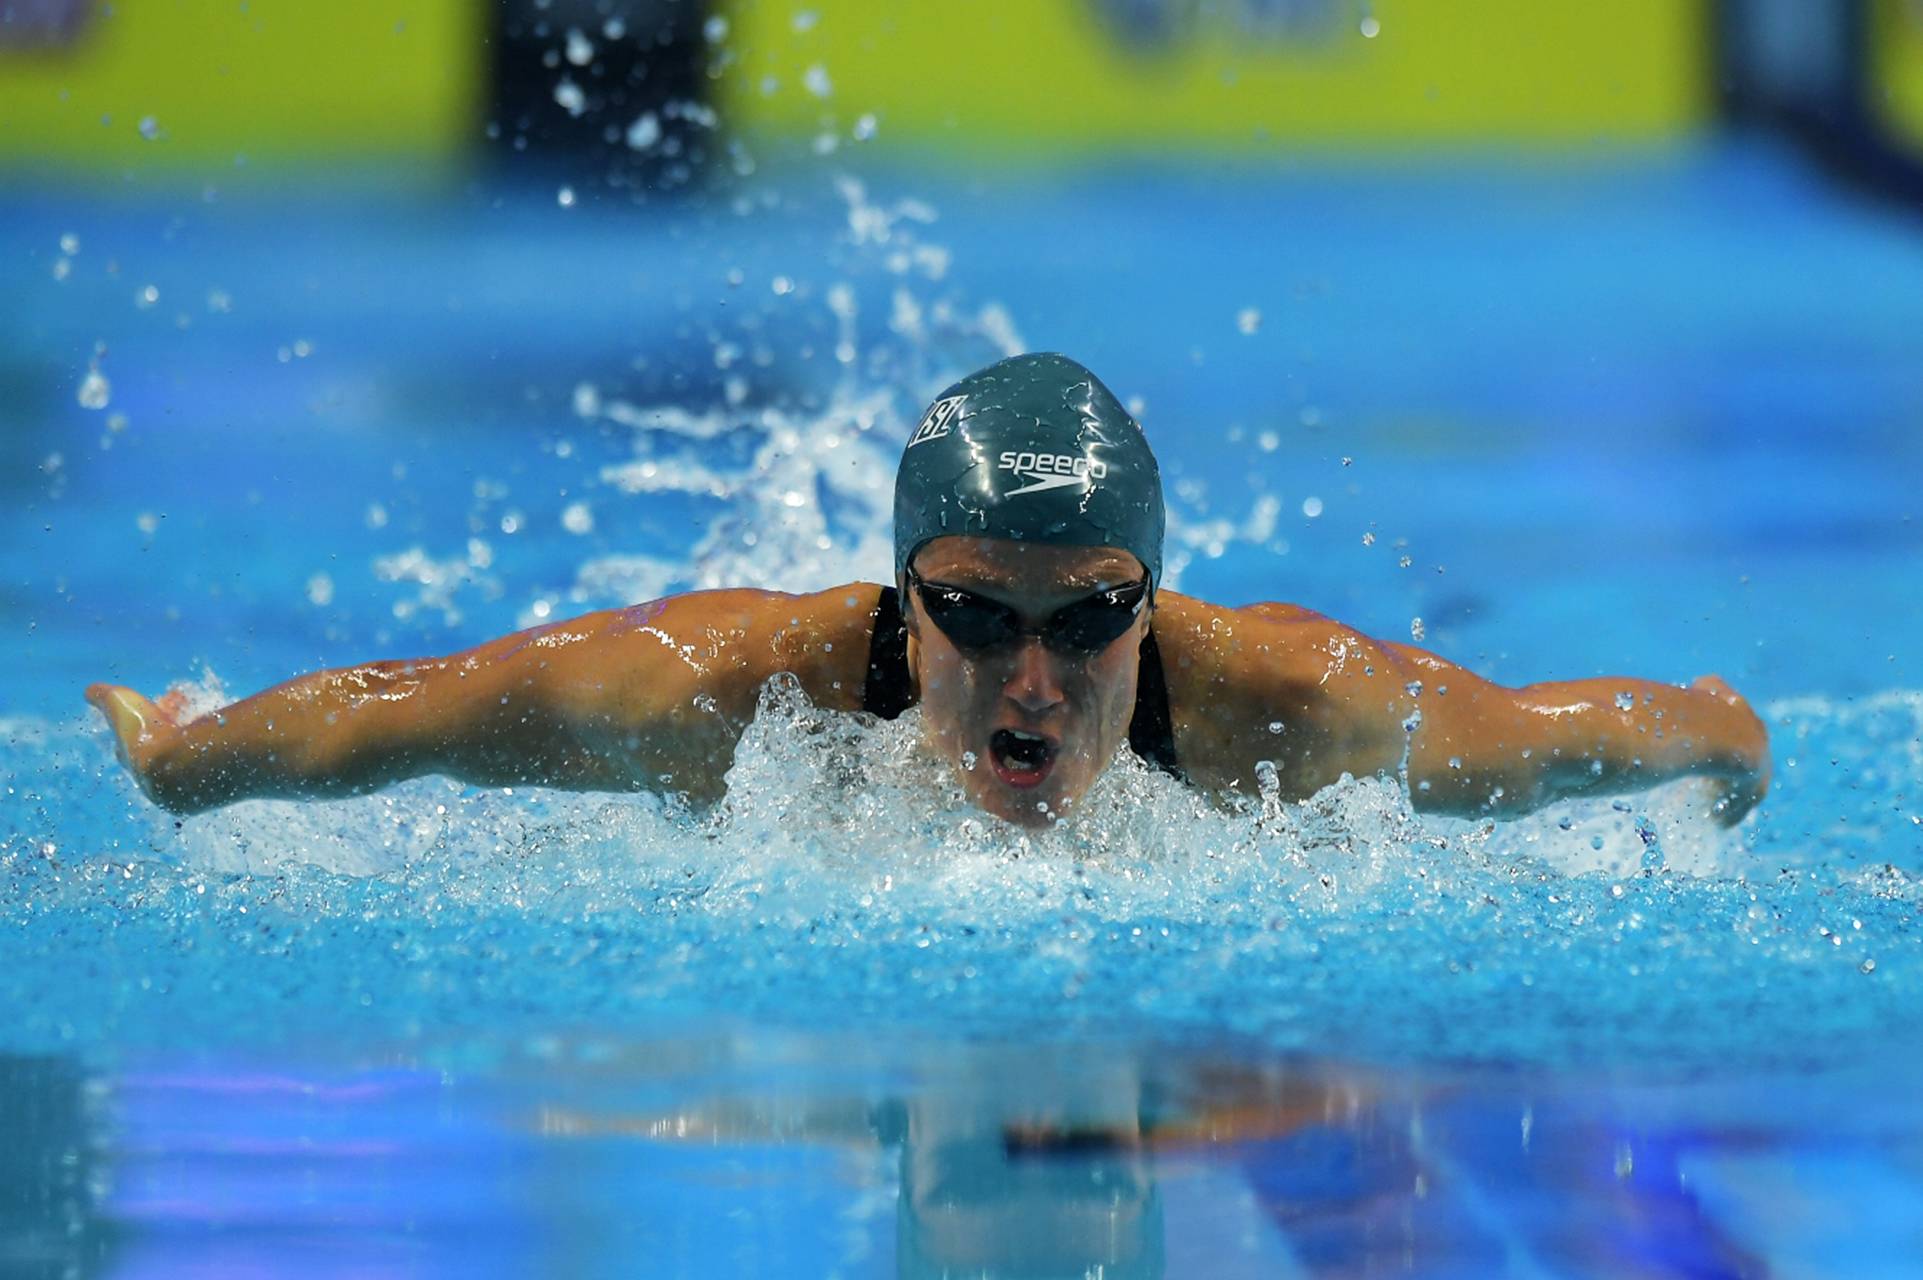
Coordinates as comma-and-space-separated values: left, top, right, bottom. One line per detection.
904, 537, 1151, 828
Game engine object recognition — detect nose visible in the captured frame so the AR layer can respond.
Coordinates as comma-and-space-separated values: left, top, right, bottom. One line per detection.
1003, 637, 1066, 713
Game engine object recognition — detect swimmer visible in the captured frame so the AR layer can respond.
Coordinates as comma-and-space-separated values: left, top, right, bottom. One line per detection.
87, 353, 1770, 829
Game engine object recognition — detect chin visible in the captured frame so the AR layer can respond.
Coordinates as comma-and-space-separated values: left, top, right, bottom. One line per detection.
964, 773, 1086, 829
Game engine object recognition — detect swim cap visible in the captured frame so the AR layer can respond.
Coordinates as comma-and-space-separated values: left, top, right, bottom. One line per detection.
893, 353, 1165, 585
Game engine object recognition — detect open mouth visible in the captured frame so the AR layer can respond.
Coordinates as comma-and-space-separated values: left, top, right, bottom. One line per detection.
988, 728, 1058, 789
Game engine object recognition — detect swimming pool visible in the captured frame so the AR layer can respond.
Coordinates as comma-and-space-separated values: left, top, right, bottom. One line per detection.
4, 140, 1922, 1275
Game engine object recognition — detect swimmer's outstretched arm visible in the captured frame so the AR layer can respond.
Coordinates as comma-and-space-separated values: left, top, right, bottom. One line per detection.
1168, 600, 1771, 827
86, 587, 879, 814
1385, 652, 1772, 826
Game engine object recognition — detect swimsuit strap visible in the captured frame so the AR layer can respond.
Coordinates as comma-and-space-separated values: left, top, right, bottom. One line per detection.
861, 585, 1181, 778
862, 585, 916, 720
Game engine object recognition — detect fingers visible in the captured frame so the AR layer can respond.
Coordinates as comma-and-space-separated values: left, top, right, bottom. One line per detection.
84, 684, 169, 772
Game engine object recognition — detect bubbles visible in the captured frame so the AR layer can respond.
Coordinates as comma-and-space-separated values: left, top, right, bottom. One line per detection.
553, 79, 587, 118
76, 366, 111, 411
703, 14, 729, 42
59, 232, 79, 255
1236, 307, 1261, 335
556, 185, 577, 209
564, 27, 594, 66
1360, 15, 1381, 38
137, 115, 162, 141
625, 111, 661, 151
305, 573, 335, 606
853, 113, 878, 142
803, 64, 833, 99
1410, 617, 1426, 642
1301, 496, 1324, 518
561, 502, 594, 535
134, 284, 159, 309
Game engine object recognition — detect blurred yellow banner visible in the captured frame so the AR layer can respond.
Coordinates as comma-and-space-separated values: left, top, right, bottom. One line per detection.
1872, 0, 1923, 148
715, 0, 1708, 151
0, 0, 480, 171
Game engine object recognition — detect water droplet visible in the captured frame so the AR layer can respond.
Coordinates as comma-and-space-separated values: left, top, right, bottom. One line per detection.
960, 750, 978, 771
106, 412, 127, 433
1360, 15, 1381, 38
1614, 690, 1635, 711
365, 503, 389, 529
1398, 554, 1413, 569
1447, 756, 1462, 770
703, 15, 729, 42
553, 79, 586, 117
1861, 958, 1877, 974
556, 185, 576, 208
602, 16, 625, 39
76, 367, 111, 411
561, 501, 594, 535
1409, 617, 1425, 642
306, 573, 334, 606
1610, 883, 1625, 899
135, 511, 158, 535
771, 275, 794, 295
1236, 307, 1261, 335
792, 10, 819, 32
1267, 721, 1284, 734
564, 27, 594, 65
803, 64, 833, 98
852, 112, 878, 141
134, 284, 159, 308
1361, 530, 1375, 546
1557, 816, 1573, 831
206, 288, 232, 313
137, 115, 162, 141
51, 258, 70, 282
59, 233, 80, 255
626, 111, 661, 150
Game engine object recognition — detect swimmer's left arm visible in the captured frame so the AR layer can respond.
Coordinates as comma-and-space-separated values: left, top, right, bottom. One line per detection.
1371, 645, 1771, 826
1186, 603, 1769, 826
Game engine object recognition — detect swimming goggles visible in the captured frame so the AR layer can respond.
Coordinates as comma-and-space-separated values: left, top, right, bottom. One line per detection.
905, 567, 1151, 657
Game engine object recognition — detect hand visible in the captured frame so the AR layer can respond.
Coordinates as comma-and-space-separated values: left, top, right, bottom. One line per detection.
1690, 674, 1770, 827
84, 683, 190, 804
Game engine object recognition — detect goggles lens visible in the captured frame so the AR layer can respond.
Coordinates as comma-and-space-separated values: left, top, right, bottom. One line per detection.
908, 570, 1150, 657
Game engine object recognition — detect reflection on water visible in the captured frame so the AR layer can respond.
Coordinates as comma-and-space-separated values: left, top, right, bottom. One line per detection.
0, 1056, 116, 1279
23, 1033, 1913, 1277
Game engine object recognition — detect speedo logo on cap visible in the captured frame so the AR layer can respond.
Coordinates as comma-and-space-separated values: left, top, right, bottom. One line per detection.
907, 394, 966, 448
997, 450, 1109, 498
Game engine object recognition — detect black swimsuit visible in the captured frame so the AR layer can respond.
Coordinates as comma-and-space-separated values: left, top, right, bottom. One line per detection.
860, 586, 1181, 778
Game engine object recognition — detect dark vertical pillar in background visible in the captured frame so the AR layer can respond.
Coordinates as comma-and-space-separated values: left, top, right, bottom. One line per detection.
485, 0, 713, 199
1715, 0, 1923, 211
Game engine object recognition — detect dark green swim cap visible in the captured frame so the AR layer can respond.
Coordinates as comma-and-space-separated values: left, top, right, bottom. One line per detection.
893, 353, 1166, 585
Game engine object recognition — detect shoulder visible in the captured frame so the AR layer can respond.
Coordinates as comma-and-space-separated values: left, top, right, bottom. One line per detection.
532, 584, 887, 715
1150, 592, 1372, 690
1150, 592, 1416, 792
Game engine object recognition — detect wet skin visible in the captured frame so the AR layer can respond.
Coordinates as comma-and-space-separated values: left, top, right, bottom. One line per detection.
86, 535, 1771, 827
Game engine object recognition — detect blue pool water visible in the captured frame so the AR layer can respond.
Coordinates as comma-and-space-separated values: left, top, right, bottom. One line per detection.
3, 140, 1923, 1275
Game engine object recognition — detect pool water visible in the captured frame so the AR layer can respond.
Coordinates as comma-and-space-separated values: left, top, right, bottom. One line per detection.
3, 140, 1922, 1276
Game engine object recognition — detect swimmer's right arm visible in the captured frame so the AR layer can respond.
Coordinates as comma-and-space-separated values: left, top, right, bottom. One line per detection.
86, 586, 882, 814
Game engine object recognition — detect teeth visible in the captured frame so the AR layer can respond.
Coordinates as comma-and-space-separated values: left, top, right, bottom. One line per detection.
1007, 730, 1045, 743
